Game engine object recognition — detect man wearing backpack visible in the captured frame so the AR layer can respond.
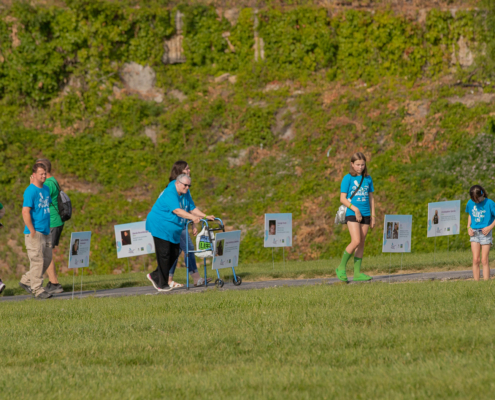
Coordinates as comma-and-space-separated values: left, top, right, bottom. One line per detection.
37, 158, 65, 294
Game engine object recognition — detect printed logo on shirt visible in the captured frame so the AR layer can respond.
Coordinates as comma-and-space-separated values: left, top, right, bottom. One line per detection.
351, 179, 370, 201
472, 205, 486, 223
38, 193, 50, 215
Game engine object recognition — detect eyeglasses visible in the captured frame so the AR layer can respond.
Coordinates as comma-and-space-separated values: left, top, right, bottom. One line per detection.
179, 180, 191, 188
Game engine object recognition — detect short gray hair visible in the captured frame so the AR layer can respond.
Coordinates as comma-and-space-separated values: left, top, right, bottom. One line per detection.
177, 174, 191, 183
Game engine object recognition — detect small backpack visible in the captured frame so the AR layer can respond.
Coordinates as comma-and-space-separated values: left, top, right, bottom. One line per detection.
54, 180, 72, 222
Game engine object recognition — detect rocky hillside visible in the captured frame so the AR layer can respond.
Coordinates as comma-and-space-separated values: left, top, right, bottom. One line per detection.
0, 0, 493, 277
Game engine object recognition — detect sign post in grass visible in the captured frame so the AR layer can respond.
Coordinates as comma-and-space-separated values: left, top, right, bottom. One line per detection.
427, 200, 460, 265
68, 231, 92, 299
264, 213, 292, 271
383, 215, 412, 282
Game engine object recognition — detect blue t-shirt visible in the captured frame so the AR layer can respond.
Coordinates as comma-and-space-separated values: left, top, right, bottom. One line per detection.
465, 198, 495, 229
146, 181, 196, 243
23, 184, 51, 235
340, 174, 374, 217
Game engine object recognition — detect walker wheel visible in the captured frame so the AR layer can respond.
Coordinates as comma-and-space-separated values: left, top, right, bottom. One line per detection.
233, 276, 242, 286
215, 279, 224, 288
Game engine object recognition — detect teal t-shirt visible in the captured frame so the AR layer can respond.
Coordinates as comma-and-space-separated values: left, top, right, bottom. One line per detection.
44, 177, 64, 228
340, 174, 374, 217
465, 198, 495, 229
23, 184, 51, 235
145, 181, 196, 243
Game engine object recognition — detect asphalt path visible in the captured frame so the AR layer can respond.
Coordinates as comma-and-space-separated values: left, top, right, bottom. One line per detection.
0, 269, 488, 303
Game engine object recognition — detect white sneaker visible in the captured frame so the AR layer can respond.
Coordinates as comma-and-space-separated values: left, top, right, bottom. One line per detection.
147, 274, 173, 292
0, 279, 5, 295
147, 274, 160, 291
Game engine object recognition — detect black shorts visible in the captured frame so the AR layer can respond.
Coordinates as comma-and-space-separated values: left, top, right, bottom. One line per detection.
50, 225, 64, 248
345, 216, 371, 225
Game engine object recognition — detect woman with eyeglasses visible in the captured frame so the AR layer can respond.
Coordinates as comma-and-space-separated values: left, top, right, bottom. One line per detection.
166, 161, 215, 287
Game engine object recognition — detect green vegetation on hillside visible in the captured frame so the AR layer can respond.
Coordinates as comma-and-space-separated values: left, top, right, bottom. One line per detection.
2, 281, 495, 398
0, 0, 494, 276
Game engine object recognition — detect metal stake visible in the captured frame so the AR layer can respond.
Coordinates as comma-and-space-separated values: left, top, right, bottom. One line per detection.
72, 271, 75, 300
389, 252, 391, 284
80, 267, 83, 299
272, 248, 274, 271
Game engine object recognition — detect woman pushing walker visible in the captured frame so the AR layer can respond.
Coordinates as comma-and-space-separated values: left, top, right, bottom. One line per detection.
336, 152, 375, 282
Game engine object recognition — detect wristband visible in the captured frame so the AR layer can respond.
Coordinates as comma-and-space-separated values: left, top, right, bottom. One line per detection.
349, 202, 353, 208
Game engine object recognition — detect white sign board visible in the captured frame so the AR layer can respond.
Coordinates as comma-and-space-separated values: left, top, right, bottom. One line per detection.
264, 213, 292, 248
212, 231, 241, 270
382, 215, 412, 253
427, 200, 461, 237
68, 231, 92, 269
114, 221, 155, 258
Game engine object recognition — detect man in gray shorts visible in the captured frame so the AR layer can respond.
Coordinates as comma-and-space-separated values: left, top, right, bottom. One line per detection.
37, 159, 64, 294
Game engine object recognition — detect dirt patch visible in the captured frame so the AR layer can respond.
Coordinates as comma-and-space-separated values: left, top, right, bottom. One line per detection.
447, 92, 495, 108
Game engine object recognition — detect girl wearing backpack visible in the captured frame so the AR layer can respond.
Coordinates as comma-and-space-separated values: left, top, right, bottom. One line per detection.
336, 152, 375, 282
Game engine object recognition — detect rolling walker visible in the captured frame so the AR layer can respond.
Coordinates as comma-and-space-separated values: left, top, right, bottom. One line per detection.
185, 217, 242, 289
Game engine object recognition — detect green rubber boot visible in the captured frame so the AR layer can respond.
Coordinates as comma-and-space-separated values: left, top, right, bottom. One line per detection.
336, 251, 352, 282
353, 257, 372, 281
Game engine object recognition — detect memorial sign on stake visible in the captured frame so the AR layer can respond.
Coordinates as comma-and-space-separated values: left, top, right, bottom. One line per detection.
68, 231, 92, 299
383, 215, 412, 253
68, 231, 92, 269
427, 200, 461, 237
264, 213, 292, 248
114, 221, 155, 258
212, 231, 241, 270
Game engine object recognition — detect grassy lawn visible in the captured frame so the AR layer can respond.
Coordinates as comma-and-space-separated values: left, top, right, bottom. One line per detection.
1, 280, 495, 399
1, 250, 475, 297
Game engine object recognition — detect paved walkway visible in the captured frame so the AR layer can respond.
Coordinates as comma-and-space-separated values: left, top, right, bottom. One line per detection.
0, 269, 487, 303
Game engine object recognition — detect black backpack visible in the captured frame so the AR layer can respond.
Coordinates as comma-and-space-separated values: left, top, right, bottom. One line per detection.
54, 180, 72, 222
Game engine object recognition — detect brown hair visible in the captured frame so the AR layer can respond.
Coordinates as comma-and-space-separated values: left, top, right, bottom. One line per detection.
32, 162, 47, 174
36, 158, 51, 173
469, 185, 488, 203
349, 152, 368, 176
169, 160, 188, 182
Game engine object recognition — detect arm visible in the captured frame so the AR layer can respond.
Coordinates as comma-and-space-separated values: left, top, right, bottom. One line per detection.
369, 192, 375, 229
191, 207, 215, 220
467, 215, 474, 236
482, 217, 495, 236
173, 208, 201, 224
340, 193, 362, 221
22, 207, 36, 237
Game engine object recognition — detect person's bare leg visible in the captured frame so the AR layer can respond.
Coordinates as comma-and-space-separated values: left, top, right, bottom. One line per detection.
354, 224, 370, 258
353, 224, 371, 281
191, 271, 201, 284
471, 242, 481, 281
481, 244, 491, 281
337, 222, 362, 281
345, 222, 362, 255
46, 247, 59, 284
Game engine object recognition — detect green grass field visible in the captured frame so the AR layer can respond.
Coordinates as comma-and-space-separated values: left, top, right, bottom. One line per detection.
1, 250, 475, 297
2, 280, 495, 399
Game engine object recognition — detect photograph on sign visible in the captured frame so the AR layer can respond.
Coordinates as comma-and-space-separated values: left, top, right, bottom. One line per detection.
114, 221, 154, 258
427, 200, 460, 237
212, 231, 241, 270
382, 215, 412, 253
264, 213, 292, 248
68, 231, 92, 269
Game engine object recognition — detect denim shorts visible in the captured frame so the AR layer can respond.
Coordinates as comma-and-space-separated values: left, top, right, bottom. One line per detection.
470, 229, 493, 245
